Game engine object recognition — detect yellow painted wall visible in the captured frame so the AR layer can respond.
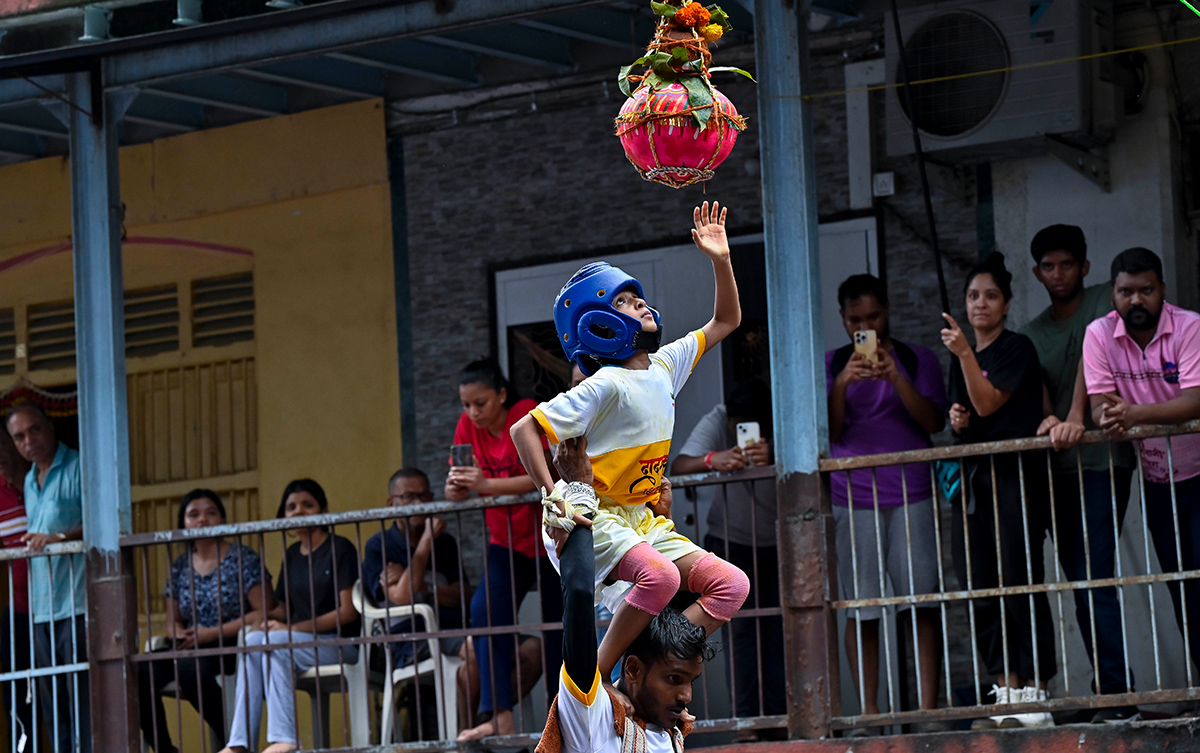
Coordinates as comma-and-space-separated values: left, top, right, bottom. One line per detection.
0, 99, 401, 747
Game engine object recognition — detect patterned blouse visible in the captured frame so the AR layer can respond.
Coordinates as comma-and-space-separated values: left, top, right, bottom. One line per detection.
164, 543, 269, 629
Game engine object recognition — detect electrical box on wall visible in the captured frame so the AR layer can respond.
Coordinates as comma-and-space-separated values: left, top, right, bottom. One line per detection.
885, 0, 1123, 163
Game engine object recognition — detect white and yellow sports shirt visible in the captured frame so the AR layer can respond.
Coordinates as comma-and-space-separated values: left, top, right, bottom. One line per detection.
557, 667, 681, 753
531, 330, 706, 509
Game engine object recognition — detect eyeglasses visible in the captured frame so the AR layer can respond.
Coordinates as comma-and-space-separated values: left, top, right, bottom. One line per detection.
390, 492, 430, 504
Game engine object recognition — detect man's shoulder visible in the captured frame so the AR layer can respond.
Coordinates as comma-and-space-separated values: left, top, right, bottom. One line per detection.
1166, 302, 1200, 329
1085, 310, 1120, 337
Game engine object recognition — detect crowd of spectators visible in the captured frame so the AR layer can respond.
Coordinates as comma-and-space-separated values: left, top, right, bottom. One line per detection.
0, 229, 1196, 748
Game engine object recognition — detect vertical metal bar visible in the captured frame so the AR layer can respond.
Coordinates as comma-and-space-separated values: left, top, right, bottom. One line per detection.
958, 461, 982, 705
1135, 449, 1163, 689
1164, 438, 1193, 685
67, 67, 137, 752
1076, 452, 1099, 696
1108, 444, 1133, 692
900, 465, 923, 710
990, 455, 1011, 688
1047, 452, 1070, 697
870, 469, 894, 715
1016, 454, 1040, 690
846, 474, 866, 716
928, 463, 952, 707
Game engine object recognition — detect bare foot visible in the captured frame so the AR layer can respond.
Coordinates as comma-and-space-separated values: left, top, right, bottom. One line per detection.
456, 709, 516, 742
261, 744, 298, 753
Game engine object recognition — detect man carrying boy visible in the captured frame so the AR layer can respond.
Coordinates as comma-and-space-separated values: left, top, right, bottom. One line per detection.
1020, 225, 1138, 720
1083, 247, 1200, 677
537, 437, 710, 753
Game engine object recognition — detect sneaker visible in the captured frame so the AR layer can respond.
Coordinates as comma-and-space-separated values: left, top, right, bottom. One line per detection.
1090, 706, 1140, 724
972, 684, 1012, 729
1004, 687, 1054, 728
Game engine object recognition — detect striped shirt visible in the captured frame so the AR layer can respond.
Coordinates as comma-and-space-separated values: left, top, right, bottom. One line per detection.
0, 480, 28, 614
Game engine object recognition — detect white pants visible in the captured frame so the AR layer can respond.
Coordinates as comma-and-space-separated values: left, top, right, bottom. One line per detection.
226, 630, 356, 748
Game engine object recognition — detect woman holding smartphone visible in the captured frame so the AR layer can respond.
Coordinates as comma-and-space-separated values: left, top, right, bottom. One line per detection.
445, 359, 562, 741
942, 253, 1055, 729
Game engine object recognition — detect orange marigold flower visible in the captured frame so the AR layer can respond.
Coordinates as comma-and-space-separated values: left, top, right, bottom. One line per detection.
674, 2, 711, 27
700, 23, 723, 41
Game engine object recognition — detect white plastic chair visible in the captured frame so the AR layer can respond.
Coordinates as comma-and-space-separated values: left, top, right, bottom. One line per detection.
294, 607, 380, 749
353, 581, 463, 743
140, 636, 236, 753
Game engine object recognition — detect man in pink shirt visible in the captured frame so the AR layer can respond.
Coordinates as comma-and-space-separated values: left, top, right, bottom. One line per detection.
1083, 247, 1200, 672
0, 426, 35, 751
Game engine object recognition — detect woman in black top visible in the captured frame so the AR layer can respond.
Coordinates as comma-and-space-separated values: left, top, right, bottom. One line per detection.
220, 479, 360, 753
941, 253, 1055, 728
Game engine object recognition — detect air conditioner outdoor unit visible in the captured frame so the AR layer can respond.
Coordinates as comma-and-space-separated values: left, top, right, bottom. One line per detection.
885, 0, 1122, 162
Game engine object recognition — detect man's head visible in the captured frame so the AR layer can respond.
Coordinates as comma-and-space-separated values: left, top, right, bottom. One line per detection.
0, 427, 27, 487
620, 607, 714, 729
837, 274, 890, 342
725, 379, 771, 441
388, 467, 433, 532
5, 403, 56, 469
1110, 247, 1166, 334
1030, 224, 1089, 304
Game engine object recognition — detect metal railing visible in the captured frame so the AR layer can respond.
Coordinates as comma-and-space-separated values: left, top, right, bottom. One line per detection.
1, 424, 1198, 749
112, 468, 784, 751
819, 420, 1200, 733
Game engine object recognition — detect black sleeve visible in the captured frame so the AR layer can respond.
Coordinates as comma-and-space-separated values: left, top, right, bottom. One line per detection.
331, 536, 361, 593
273, 551, 288, 605
434, 535, 461, 584
983, 332, 1037, 395
560, 525, 597, 693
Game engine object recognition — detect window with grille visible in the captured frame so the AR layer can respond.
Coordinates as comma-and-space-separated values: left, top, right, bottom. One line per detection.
192, 273, 254, 348
0, 310, 14, 376
27, 300, 76, 372
125, 284, 180, 358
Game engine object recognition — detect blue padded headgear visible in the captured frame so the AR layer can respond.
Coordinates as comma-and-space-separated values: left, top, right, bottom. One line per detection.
554, 262, 662, 377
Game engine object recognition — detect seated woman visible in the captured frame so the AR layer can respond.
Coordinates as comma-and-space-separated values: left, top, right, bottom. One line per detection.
220, 479, 361, 753
140, 489, 270, 753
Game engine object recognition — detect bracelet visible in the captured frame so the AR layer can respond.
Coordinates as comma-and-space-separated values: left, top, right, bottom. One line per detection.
704, 451, 715, 470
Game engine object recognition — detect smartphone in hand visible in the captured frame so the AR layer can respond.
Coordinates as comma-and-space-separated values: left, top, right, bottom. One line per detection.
735, 422, 760, 450
853, 330, 879, 363
450, 444, 474, 467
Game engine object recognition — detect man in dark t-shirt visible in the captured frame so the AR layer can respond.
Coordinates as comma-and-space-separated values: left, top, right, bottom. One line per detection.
363, 467, 465, 667
1019, 224, 1137, 720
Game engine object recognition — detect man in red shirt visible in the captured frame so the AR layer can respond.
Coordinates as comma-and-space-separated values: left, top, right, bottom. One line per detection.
0, 426, 34, 751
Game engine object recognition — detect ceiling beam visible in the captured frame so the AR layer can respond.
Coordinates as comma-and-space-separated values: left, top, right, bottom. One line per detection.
235, 58, 383, 98
423, 26, 572, 70
326, 40, 479, 85
103, 0, 605, 90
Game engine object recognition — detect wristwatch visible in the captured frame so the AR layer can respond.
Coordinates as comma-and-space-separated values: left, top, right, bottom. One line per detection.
55, 532, 66, 541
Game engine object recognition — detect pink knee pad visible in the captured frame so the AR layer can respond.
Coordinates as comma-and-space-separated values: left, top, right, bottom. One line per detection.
688, 553, 750, 622
617, 543, 681, 616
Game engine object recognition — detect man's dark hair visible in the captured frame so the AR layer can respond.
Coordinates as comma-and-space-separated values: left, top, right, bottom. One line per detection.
458, 359, 517, 407
5, 402, 50, 428
726, 379, 771, 428
1030, 224, 1087, 264
625, 607, 716, 668
837, 274, 888, 309
388, 467, 430, 492
1110, 247, 1163, 285
177, 488, 227, 530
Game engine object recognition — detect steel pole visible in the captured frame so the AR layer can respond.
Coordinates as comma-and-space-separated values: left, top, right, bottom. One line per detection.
754, 0, 837, 739
67, 67, 138, 752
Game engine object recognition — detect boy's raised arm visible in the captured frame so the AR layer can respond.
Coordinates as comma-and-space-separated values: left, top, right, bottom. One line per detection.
691, 201, 741, 353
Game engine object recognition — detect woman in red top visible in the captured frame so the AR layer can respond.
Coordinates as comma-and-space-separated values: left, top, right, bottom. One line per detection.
446, 360, 562, 741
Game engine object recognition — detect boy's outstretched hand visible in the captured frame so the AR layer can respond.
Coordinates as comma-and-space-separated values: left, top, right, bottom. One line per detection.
692, 201, 730, 261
